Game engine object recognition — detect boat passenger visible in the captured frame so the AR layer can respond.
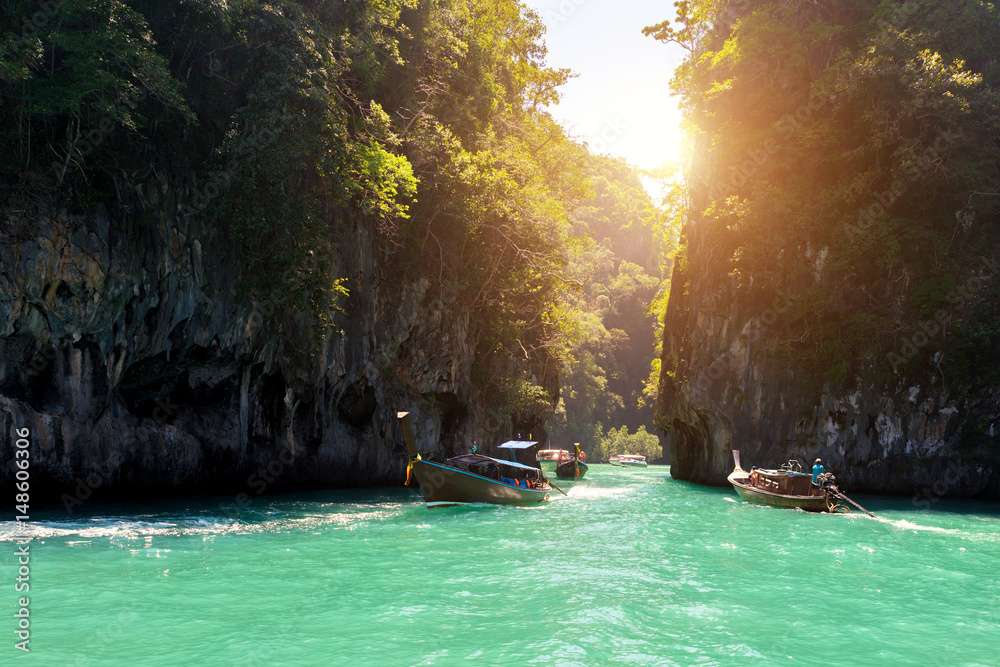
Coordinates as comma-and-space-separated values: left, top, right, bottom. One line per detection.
812, 459, 824, 485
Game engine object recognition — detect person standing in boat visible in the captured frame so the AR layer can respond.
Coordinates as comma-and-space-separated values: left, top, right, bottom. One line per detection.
811, 459, 825, 486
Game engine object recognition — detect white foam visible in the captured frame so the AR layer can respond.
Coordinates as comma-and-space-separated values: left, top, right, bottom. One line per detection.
566, 486, 628, 500
869, 515, 962, 535
0, 508, 402, 541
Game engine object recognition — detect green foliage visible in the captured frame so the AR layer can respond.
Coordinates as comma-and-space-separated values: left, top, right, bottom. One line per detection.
1, 0, 194, 184
493, 376, 553, 424
0, 0, 418, 347
550, 155, 669, 453
212, 3, 418, 332
910, 276, 956, 320
0, 0, 669, 436
592, 424, 662, 463
384, 0, 592, 418
651, 0, 1000, 398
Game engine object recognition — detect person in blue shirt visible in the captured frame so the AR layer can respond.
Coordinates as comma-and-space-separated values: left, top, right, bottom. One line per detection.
811, 459, 825, 485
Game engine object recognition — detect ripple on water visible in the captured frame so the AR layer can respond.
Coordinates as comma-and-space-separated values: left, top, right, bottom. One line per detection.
1, 471, 998, 666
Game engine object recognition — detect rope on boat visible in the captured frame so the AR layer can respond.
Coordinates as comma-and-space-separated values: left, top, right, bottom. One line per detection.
405, 454, 421, 486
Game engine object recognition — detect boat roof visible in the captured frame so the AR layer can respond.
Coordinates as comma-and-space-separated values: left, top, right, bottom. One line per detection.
756, 468, 810, 477
450, 454, 542, 472
497, 441, 539, 449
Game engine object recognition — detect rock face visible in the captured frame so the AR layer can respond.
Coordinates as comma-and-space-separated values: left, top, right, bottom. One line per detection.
0, 188, 548, 506
655, 233, 1000, 501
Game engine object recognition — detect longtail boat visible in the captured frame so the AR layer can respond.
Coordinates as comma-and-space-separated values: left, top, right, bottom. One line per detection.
555, 442, 588, 480
727, 450, 837, 512
397, 412, 552, 508
497, 440, 542, 468
536, 448, 570, 473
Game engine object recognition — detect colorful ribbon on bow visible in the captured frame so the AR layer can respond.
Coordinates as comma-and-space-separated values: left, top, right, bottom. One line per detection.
405, 454, 421, 486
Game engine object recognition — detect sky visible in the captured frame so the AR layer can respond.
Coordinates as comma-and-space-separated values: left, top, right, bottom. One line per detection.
520, 0, 687, 174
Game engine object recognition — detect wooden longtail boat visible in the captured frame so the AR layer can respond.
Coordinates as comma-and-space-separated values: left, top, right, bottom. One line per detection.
497, 440, 542, 468
555, 442, 588, 480
536, 449, 570, 473
727, 450, 833, 512
397, 412, 552, 508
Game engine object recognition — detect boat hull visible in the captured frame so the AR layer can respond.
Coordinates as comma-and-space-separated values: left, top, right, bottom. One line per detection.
620, 461, 647, 468
538, 460, 558, 473
413, 460, 551, 508
728, 471, 830, 512
555, 460, 588, 479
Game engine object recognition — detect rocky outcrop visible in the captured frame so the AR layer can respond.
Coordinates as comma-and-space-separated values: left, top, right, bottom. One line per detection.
0, 184, 549, 505
655, 232, 1000, 501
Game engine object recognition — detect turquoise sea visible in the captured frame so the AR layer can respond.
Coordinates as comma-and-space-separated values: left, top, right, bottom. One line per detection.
3, 465, 998, 666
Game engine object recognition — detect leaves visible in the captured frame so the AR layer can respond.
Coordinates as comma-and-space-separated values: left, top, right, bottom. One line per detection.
656, 0, 1000, 394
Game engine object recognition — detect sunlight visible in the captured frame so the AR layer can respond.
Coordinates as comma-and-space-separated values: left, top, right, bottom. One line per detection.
523, 0, 687, 172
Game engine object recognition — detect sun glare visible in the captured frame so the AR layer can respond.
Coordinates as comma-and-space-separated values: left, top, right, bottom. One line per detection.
524, 0, 687, 173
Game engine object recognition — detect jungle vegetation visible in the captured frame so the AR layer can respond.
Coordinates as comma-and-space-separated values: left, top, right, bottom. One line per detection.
0, 0, 668, 457
649, 0, 1000, 423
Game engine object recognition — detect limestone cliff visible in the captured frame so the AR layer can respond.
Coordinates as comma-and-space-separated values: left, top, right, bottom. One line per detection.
0, 188, 554, 505
656, 232, 1000, 501
651, 0, 1000, 502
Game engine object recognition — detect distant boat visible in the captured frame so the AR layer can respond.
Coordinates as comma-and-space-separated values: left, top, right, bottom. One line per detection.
397, 412, 552, 508
536, 448, 570, 473
615, 454, 647, 467
727, 450, 833, 512
555, 443, 588, 480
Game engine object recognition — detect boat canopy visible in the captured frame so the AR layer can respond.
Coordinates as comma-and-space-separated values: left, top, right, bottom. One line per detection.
450, 454, 541, 472
497, 441, 539, 449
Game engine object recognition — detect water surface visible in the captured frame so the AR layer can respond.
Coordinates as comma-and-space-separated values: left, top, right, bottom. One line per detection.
2, 466, 997, 665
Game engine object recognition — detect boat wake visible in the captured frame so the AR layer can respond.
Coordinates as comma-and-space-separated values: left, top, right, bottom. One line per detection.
566, 486, 628, 500
0, 507, 405, 541
866, 515, 963, 535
